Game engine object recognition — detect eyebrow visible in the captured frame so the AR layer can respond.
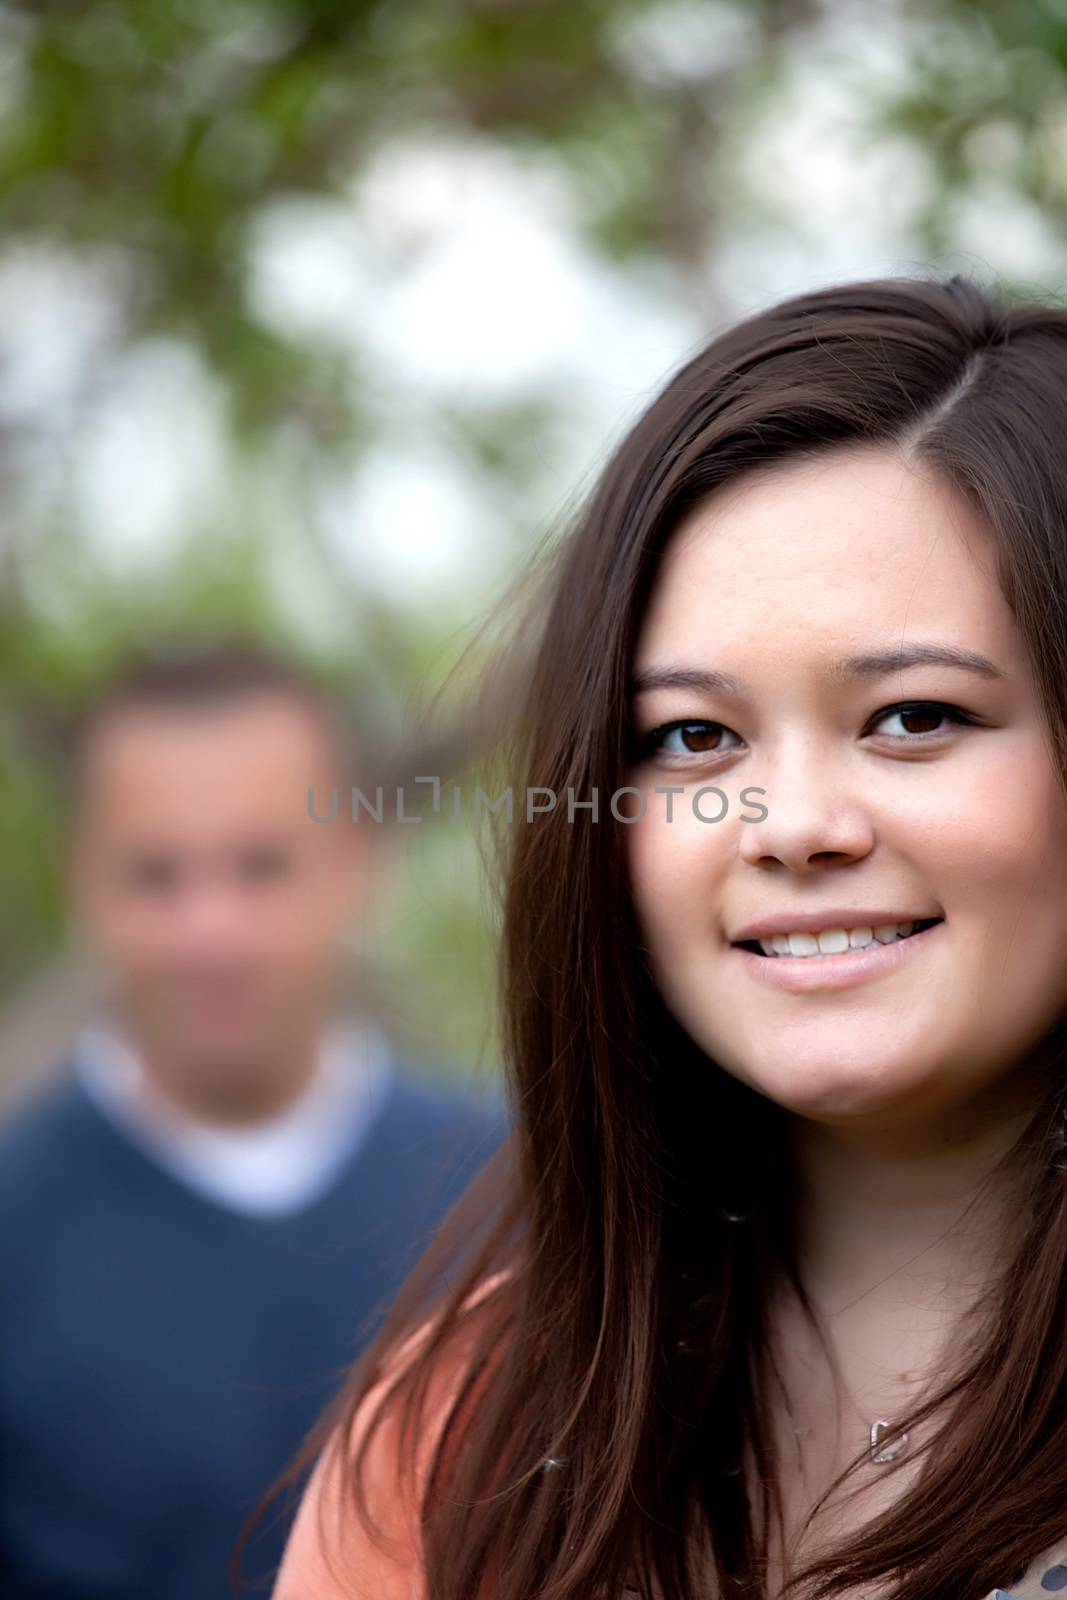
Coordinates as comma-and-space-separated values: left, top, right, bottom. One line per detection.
629, 644, 1006, 698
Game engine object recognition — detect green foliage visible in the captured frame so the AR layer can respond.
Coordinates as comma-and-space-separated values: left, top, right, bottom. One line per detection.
6, 0, 1067, 1065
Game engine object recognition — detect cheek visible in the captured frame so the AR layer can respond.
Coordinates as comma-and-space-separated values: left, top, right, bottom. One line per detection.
955, 792, 1067, 1014
938, 756, 1067, 933
627, 810, 727, 956
261, 888, 350, 975
102, 906, 181, 969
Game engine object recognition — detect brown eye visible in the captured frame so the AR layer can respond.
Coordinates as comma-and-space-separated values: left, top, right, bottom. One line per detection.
120, 852, 182, 894
900, 707, 942, 735
645, 720, 740, 757
676, 723, 723, 752
870, 702, 974, 740
237, 845, 292, 884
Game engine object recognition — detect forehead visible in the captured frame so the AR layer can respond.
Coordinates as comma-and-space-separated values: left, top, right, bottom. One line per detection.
636, 445, 1018, 669
78, 693, 338, 836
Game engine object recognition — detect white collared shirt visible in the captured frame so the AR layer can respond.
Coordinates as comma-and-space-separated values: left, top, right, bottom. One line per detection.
73, 1014, 393, 1218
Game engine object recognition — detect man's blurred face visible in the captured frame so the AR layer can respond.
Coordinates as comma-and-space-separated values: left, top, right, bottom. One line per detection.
67, 692, 372, 1117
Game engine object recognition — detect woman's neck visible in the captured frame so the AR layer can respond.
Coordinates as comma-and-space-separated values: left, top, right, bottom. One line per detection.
766, 1069, 1039, 1470
786, 1066, 1039, 1320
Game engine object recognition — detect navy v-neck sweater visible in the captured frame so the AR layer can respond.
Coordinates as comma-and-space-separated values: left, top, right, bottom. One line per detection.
0, 1054, 510, 1599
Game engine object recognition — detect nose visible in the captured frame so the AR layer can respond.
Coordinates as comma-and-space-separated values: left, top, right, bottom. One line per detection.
173, 869, 254, 947
737, 735, 875, 873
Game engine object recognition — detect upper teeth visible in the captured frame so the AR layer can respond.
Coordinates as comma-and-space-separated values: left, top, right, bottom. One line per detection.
757, 922, 919, 958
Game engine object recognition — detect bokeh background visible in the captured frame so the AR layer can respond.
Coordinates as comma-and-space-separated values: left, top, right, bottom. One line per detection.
3, 0, 1066, 1098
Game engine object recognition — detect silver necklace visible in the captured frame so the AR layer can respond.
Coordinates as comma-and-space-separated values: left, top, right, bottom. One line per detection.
866, 1416, 910, 1463
791, 1389, 911, 1465
833, 1333, 915, 1465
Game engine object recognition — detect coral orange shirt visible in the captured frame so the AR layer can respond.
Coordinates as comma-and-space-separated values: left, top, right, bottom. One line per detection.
271, 1269, 1067, 1600
272, 1272, 509, 1600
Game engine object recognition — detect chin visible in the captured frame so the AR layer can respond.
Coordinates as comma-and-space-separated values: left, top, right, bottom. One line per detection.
769, 1084, 916, 1123
177, 1034, 272, 1075
706, 1037, 935, 1117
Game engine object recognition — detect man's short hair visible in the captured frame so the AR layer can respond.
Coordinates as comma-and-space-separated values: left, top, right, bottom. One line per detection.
67, 640, 367, 803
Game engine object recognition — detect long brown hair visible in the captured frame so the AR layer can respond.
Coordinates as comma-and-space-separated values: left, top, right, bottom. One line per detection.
235, 271, 1067, 1600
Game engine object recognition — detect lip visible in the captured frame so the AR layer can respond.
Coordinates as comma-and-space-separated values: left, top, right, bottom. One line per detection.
729, 908, 941, 942
730, 919, 943, 993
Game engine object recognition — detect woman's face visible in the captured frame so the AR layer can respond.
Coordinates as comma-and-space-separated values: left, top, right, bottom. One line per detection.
626, 444, 1067, 1130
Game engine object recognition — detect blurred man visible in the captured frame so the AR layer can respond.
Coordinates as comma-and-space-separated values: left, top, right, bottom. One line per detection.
0, 643, 509, 1600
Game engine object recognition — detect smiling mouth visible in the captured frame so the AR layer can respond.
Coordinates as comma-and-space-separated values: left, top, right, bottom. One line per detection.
734, 917, 944, 957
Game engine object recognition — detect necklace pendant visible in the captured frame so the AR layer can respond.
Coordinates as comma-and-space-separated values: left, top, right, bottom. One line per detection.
869, 1417, 908, 1463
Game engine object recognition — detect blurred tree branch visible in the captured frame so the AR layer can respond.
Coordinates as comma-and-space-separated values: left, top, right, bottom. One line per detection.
3, 0, 1067, 1055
